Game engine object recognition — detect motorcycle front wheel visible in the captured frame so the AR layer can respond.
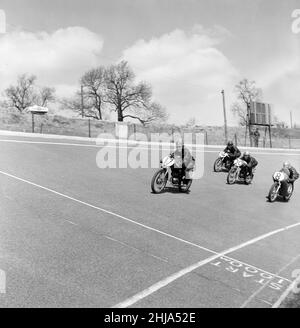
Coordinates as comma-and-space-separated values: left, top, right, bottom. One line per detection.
268, 183, 279, 202
227, 168, 237, 185
151, 169, 167, 194
213, 158, 223, 172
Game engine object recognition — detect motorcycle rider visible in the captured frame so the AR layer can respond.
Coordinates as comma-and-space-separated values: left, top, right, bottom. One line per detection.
240, 151, 258, 178
170, 140, 195, 189
171, 140, 194, 171
223, 140, 241, 166
279, 162, 299, 196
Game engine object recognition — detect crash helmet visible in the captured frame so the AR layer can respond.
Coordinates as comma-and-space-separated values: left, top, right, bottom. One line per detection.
283, 161, 291, 169
227, 140, 234, 147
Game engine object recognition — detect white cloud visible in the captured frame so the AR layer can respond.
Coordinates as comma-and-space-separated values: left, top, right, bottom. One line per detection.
256, 50, 300, 125
263, 67, 300, 125
122, 26, 239, 125
0, 26, 104, 96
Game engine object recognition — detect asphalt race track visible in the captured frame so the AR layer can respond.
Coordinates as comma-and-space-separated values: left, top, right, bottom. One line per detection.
0, 134, 300, 308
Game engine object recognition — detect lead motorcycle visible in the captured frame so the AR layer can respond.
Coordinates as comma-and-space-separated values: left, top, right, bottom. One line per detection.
213, 151, 232, 172
227, 158, 254, 185
267, 171, 294, 202
151, 154, 193, 193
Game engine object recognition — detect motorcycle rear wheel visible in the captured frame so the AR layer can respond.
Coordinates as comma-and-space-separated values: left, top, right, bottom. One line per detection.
151, 169, 167, 194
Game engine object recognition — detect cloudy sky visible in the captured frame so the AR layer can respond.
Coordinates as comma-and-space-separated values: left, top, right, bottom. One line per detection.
0, 0, 299, 125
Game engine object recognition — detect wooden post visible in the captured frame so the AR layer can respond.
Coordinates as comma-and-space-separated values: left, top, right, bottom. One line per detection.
88, 118, 91, 138
268, 125, 272, 148
31, 113, 35, 133
234, 133, 237, 146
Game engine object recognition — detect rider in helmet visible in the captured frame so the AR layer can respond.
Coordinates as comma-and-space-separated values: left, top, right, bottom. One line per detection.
223, 140, 241, 166
240, 151, 258, 178
279, 162, 299, 196
171, 140, 194, 171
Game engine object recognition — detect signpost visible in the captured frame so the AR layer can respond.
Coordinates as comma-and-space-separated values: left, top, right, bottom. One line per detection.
27, 105, 48, 133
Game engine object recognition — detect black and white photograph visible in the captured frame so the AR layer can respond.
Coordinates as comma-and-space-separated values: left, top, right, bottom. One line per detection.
0, 0, 300, 314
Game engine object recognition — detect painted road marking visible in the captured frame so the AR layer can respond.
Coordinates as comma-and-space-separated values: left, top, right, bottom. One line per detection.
272, 274, 300, 308
210, 256, 290, 292
241, 253, 300, 308
113, 222, 300, 308
272, 255, 300, 308
221, 255, 290, 283
0, 138, 300, 156
65, 220, 79, 226
0, 169, 291, 282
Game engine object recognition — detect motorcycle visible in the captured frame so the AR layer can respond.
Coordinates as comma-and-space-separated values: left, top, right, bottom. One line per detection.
267, 171, 294, 202
227, 158, 254, 185
213, 151, 232, 172
151, 154, 193, 194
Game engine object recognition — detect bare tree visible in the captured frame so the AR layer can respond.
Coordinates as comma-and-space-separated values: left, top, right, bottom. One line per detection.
80, 67, 106, 120
124, 102, 169, 126
105, 61, 153, 122
39, 87, 56, 107
5, 74, 56, 112
231, 79, 262, 126
5, 74, 37, 112
61, 61, 168, 124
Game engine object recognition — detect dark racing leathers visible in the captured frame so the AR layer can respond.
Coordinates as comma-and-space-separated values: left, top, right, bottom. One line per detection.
223, 145, 241, 166
279, 166, 299, 196
240, 155, 258, 178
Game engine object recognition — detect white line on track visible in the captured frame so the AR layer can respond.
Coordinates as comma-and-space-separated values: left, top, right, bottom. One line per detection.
272, 277, 300, 308
0, 138, 300, 156
240, 253, 300, 308
65, 220, 78, 226
272, 254, 300, 308
113, 222, 300, 308
0, 169, 291, 284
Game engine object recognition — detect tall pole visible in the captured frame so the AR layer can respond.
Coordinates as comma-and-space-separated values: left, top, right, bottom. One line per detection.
81, 85, 84, 118
247, 103, 252, 147
290, 111, 293, 129
221, 90, 228, 143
